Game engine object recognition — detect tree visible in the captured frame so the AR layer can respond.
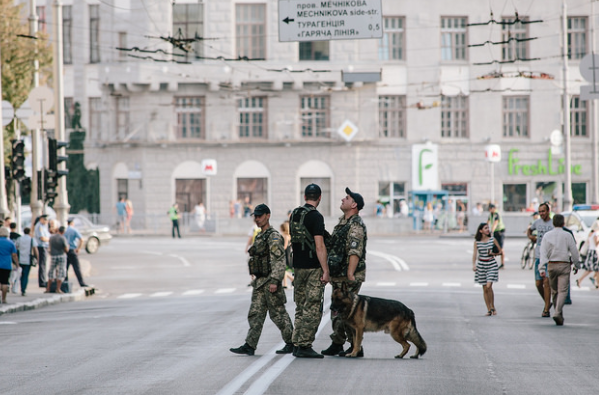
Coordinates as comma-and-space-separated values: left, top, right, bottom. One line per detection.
67, 131, 100, 214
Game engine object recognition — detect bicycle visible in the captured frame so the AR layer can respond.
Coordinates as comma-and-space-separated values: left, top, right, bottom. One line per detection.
520, 240, 536, 270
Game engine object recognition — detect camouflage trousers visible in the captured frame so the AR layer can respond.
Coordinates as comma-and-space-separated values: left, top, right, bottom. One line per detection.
329, 280, 363, 345
245, 283, 293, 350
291, 268, 325, 348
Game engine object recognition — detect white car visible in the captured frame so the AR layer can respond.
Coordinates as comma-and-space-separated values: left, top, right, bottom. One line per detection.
562, 205, 599, 250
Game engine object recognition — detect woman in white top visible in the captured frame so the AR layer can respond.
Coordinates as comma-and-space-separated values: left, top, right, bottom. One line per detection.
575, 221, 599, 289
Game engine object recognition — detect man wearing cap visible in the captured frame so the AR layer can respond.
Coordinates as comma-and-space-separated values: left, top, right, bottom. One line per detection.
290, 183, 329, 358
321, 187, 368, 357
230, 204, 294, 356
34, 215, 51, 288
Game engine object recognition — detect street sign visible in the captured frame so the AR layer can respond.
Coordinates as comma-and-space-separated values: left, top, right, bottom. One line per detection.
337, 120, 359, 141
278, 0, 383, 42
2, 101, 14, 127
485, 145, 501, 162
27, 113, 55, 131
15, 100, 34, 121
28, 86, 54, 115
579, 54, 599, 100
202, 159, 217, 176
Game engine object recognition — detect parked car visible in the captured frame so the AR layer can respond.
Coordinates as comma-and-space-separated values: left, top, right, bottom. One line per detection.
68, 214, 112, 254
561, 205, 599, 250
20, 206, 57, 229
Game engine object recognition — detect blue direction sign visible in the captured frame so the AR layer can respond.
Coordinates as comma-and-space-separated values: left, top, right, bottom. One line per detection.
278, 0, 383, 42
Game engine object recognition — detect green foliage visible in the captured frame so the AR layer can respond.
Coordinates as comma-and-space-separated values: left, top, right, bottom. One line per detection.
67, 131, 100, 214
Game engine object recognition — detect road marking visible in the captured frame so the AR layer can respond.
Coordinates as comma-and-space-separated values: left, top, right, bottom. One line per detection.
507, 284, 526, 289
369, 250, 409, 271
376, 282, 396, 287
118, 293, 142, 299
142, 251, 163, 256
572, 286, 591, 292
410, 282, 429, 287
215, 288, 236, 294
443, 282, 462, 287
169, 254, 191, 267
182, 290, 204, 296
150, 292, 173, 297
0, 322, 17, 325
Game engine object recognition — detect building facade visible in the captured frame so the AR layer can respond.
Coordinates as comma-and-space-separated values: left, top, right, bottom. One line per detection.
30, 0, 599, 226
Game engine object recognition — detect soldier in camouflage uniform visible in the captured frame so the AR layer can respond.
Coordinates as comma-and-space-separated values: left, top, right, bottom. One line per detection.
230, 204, 294, 356
321, 188, 367, 358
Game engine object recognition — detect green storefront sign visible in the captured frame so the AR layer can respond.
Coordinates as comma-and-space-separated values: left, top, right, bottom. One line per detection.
508, 148, 582, 176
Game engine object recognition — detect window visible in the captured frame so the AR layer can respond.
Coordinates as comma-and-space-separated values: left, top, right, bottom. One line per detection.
176, 179, 206, 213
301, 178, 331, 216
36, 6, 46, 33
236, 4, 266, 59
301, 96, 329, 137
568, 17, 587, 60
90, 5, 100, 63
117, 179, 128, 200
441, 17, 467, 61
175, 97, 204, 139
379, 95, 406, 138
118, 32, 127, 62
379, 17, 405, 61
238, 97, 267, 139
441, 96, 468, 138
299, 42, 329, 61
503, 96, 529, 137
378, 182, 406, 217
116, 97, 130, 140
238, 178, 268, 215
64, 98, 74, 130
502, 16, 528, 60
572, 183, 587, 205
571, 96, 588, 137
173, 3, 204, 60
503, 184, 527, 212
63, 6, 72, 64
89, 98, 103, 140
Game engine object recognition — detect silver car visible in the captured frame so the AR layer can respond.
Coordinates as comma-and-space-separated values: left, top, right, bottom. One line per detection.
68, 214, 112, 254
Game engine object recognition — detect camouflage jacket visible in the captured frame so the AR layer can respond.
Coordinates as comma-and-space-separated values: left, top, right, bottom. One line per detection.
328, 214, 367, 279
251, 227, 286, 289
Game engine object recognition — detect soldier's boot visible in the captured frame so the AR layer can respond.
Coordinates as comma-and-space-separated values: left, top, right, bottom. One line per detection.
294, 346, 324, 358
321, 342, 345, 356
229, 343, 255, 356
275, 343, 294, 354
338, 344, 364, 358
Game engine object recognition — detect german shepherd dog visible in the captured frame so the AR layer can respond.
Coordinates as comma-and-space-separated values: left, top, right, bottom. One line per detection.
330, 283, 427, 359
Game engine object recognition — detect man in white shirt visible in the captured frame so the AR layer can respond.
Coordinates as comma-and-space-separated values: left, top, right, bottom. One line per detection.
539, 214, 580, 326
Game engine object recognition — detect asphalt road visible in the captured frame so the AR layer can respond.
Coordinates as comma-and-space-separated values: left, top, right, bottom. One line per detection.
1, 235, 598, 395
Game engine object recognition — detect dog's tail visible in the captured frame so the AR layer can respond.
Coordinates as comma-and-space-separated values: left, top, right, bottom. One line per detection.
408, 313, 427, 357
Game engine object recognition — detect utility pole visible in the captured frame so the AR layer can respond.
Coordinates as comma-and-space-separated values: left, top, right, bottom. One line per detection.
0, 45, 9, 218
52, 0, 70, 225
592, 1, 599, 204
563, 0, 574, 212
29, 0, 43, 219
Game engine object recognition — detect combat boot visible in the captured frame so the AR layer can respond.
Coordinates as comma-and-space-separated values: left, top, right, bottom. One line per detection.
294, 346, 324, 358
321, 342, 344, 356
338, 345, 364, 358
229, 343, 255, 356
276, 343, 294, 354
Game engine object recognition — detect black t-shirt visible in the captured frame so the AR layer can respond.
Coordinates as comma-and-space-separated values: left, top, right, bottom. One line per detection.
291, 204, 325, 269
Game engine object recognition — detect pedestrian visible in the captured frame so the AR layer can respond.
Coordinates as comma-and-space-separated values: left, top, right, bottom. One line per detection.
423, 202, 434, 232
230, 204, 294, 356
46, 226, 69, 294
538, 214, 580, 326
472, 202, 483, 216
14, 227, 38, 296
9, 222, 21, 242
4, 217, 12, 231
192, 202, 206, 232
487, 204, 506, 268
168, 203, 181, 238
321, 187, 367, 357
34, 214, 50, 288
115, 197, 128, 234
243, 196, 252, 217
289, 183, 329, 358
472, 223, 502, 316
527, 202, 554, 317
234, 199, 242, 218
125, 199, 134, 234
280, 221, 294, 289
456, 199, 466, 232
64, 219, 90, 288
575, 220, 599, 289
0, 227, 19, 304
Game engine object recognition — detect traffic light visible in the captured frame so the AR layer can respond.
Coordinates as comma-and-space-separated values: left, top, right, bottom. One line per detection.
20, 177, 32, 196
48, 138, 69, 178
44, 170, 58, 203
11, 139, 26, 181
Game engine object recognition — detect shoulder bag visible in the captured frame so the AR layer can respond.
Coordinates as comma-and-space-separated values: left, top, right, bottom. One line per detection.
30, 238, 38, 267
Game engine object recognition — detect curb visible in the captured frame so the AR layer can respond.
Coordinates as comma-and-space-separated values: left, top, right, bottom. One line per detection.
0, 289, 87, 316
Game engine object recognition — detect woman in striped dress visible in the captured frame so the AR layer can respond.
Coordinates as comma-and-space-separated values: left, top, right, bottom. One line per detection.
575, 221, 599, 289
472, 223, 503, 316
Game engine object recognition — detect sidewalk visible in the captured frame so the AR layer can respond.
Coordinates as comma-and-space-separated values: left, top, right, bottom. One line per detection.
0, 258, 94, 316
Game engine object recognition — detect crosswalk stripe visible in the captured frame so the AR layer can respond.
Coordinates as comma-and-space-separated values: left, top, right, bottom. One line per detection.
183, 290, 205, 296
410, 282, 429, 287
507, 284, 526, 289
215, 288, 236, 294
118, 293, 142, 299
376, 282, 396, 287
572, 286, 591, 292
443, 282, 462, 287
150, 292, 173, 297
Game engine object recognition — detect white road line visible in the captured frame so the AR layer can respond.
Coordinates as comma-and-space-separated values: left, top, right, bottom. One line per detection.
118, 293, 142, 299
507, 284, 526, 289
142, 251, 163, 256
369, 250, 409, 271
410, 282, 429, 287
443, 282, 462, 287
150, 292, 173, 298
215, 288, 236, 294
376, 282, 396, 287
182, 290, 204, 296
0, 322, 17, 325
169, 254, 191, 267
572, 286, 591, 291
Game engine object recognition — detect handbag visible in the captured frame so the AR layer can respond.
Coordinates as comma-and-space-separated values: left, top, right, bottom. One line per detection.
580, 240, 589, 258
30, 238, 38, 267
